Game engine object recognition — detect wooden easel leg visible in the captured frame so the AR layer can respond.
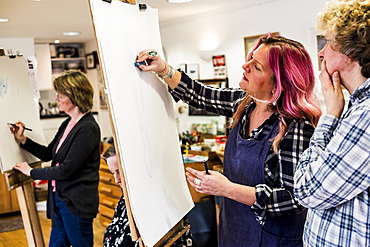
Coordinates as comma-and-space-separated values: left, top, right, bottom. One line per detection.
152, 219, 190, 247
163, 225, 190, 247
16, 183, 45, 247
138, 238, 145, 247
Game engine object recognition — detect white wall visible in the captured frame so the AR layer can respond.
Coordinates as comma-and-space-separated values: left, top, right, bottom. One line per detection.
159, 0, 327, 131
3, 0, 327, 138
85, 39, 113, 139
160, 0, 326, 86
0, 38, 35, 58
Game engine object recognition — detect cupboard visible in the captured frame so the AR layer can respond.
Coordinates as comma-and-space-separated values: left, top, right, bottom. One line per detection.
98, 155, 122, 227
0, 173, 20, 214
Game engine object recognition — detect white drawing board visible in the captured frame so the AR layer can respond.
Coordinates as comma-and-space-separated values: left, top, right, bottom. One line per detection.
89, 1, 194, 246
0, 56, 46, 172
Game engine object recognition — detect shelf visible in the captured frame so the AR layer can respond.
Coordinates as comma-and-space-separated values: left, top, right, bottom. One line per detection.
51, 57, 85, 62
50, 43, 86, 75
50, 43, 85, 59
198, 78, 229, 86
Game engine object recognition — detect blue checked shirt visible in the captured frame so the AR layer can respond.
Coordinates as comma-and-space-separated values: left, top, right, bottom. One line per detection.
172, 72, 314, 224
294, 78, 370, 247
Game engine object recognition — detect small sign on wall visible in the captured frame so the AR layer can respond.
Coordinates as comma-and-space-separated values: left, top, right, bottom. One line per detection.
212, 55, 227, 78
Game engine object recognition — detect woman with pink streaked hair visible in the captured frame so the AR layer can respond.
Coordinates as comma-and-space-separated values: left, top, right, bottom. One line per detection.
136, 34, 322, 247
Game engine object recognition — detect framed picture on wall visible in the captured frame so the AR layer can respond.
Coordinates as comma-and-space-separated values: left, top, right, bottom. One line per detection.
244, 32, 279, 57
187, 63, 199, 79
86, 53, 96, 69
99, 88, 108, 109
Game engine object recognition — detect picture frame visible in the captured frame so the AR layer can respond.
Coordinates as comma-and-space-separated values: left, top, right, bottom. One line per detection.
244, 32, 279, 56
86, 53, 96, 69
187, 63, 199, 79
96, 65, 107, 109
99, 88, 108, 109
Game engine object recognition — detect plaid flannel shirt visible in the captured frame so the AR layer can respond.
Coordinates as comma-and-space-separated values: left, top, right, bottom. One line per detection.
171, 72, 314, 223
294, 78, 370, 246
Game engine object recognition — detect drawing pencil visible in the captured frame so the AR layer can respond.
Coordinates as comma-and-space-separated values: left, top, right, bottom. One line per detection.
8, 123, 32, 131
203, 160, 210, 175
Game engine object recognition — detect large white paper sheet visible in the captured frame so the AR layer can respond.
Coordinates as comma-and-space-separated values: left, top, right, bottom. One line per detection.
89, 1, 194, 246
0, 56, 46, 173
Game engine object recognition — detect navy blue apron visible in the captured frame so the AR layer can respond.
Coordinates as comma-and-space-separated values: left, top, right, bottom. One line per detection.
219, 118, 306, 247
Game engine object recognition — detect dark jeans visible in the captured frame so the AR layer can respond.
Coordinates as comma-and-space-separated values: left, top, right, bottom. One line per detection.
49, 193, 94, 247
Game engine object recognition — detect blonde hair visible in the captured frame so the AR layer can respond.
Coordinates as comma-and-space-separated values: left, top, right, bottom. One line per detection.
53, 70, 94, 113
316, 0, 370, 77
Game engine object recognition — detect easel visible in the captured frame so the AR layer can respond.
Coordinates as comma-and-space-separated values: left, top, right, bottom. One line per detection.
153, 220, 191, 247
102, 58, 191, 247
90, 1, 191, 246
4, 162, 45, 247
0, 52, 46, 247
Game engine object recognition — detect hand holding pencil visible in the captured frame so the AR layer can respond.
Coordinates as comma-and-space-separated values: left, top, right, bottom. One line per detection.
8, 122, 32, 131
185, 165, 231, 197
8, 121, 28, 144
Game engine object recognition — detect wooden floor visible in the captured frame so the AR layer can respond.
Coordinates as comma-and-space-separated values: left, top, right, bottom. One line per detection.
0, 210, 107, 247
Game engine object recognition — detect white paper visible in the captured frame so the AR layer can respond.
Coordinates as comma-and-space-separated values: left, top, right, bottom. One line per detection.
0, 56, 46, 173
89, 1, 194, 246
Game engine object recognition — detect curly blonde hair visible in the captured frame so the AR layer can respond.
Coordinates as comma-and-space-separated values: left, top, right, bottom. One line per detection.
316, 0, 370, 77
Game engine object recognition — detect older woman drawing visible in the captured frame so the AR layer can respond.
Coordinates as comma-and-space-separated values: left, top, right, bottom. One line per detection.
136, 34, 322, 246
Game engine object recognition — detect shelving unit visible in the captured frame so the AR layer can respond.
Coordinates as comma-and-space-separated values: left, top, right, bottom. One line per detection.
35, 42, 87, 91
188, 78, 230, 136
188, 78, 229, 117
50, 43, 86, 77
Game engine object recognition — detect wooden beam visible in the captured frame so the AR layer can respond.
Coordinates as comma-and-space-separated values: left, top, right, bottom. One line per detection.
16, 183, 45, 247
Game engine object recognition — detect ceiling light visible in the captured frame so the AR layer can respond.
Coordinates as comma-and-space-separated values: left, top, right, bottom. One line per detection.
167, 0, 193, 3
54, 40, 61, 43
62, 31, 81, 36
0, 18, 9, 23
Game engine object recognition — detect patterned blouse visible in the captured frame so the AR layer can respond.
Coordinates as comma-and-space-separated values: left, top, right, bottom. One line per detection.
103, 196, 195, 247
